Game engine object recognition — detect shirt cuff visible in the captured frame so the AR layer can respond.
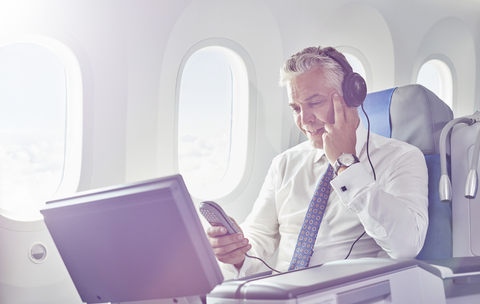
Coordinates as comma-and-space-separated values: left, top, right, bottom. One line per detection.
221, 251, 253, 279
330, 162, 374, 212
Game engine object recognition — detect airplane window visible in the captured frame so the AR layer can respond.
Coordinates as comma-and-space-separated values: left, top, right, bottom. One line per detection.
178, 48, 232, 188
0, 42, 66, 220
416, 59, 453, 108
178, 46, 249, 199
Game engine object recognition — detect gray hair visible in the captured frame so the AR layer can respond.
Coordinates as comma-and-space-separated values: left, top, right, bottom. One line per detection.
279, 46, 345, 95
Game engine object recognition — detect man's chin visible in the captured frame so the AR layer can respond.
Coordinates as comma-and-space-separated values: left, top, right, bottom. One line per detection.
309, 138, 324, 150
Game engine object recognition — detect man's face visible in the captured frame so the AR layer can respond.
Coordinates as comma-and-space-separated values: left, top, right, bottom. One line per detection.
287, 68, 340, 149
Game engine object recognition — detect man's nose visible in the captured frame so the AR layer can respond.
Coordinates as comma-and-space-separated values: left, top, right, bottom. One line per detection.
300, 108, 315, 125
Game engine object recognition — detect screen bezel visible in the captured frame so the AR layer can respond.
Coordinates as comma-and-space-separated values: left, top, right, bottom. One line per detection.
41, 174, 223, 303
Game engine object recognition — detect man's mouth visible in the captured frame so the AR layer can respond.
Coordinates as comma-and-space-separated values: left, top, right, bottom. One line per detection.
305, 127, 323, 135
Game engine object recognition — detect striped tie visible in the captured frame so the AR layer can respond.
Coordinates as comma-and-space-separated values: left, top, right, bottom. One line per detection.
288, 164, 334, 271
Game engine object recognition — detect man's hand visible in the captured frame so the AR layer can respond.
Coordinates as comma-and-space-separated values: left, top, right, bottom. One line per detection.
206, 217, 252, 269
322, 93, 359, 165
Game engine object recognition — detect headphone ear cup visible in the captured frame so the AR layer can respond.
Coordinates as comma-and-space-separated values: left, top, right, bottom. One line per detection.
342, 72, 367, 107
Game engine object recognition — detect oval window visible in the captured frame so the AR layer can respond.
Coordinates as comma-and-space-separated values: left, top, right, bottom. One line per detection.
177, 46, 249, 199
0, 42, 66, 220
416, 59, 453, 108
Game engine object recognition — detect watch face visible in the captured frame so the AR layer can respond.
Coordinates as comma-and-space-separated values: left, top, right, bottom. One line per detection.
339, 154, 355, 166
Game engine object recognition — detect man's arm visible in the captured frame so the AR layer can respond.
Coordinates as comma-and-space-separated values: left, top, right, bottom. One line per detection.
207, 158, 282, 278
331, 147, 429, 258
325, 92, 428, 258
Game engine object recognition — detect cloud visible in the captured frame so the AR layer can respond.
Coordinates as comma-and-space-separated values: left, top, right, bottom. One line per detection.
178, 132, 231, 189
0, 139, 64, 216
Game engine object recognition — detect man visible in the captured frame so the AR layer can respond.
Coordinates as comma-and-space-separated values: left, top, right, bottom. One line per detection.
207, 46, 429, 278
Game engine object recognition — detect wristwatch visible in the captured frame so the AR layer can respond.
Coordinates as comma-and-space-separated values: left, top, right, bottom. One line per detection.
333, 153, 360, 176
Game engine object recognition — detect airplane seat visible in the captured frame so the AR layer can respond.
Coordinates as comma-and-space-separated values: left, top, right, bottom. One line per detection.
359, 84, 454, 260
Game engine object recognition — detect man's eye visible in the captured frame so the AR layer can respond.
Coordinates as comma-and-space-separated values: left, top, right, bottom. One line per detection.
311, 100, 325, 107
291, 107, 300, 114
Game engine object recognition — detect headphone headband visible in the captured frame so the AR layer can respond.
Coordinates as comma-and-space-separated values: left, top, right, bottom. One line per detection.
324, 50, 367, 107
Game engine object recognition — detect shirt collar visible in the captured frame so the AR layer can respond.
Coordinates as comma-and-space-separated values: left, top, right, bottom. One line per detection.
313, 119, 369, 163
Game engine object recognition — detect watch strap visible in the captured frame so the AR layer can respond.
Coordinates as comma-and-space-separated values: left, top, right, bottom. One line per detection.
333, 154, 359, 176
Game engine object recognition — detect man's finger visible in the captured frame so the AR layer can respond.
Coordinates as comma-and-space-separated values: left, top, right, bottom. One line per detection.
332, 93, 346, 124
208, 232, 245, 248
215, 244, 252, 265
344, 100, 359, 125
212, 237, 249, 255
206, 225, 227, 238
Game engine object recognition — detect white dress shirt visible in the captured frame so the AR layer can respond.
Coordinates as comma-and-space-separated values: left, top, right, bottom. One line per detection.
224, 121, 429, 278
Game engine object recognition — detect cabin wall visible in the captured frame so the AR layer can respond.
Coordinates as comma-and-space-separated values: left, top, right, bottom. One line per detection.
1, 0, 477, 194
0, 0, 479, 302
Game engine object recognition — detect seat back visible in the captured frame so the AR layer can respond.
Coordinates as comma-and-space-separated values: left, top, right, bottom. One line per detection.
359, 84, 454, 260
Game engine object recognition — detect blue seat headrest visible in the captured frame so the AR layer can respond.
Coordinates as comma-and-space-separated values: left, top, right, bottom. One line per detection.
360, 84, 453, 155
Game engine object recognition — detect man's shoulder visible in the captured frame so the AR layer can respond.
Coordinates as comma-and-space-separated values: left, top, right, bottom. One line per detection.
371, 132, 424, 156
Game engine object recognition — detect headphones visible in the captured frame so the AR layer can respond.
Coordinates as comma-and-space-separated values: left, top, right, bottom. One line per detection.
324, 50, 367, 108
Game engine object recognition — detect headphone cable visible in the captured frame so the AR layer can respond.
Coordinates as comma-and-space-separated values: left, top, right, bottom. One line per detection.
243, 104, 375, 275
361, 103, 376, 180
245, 253, 282, 274
244, 228, 367, 274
